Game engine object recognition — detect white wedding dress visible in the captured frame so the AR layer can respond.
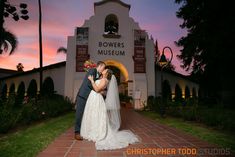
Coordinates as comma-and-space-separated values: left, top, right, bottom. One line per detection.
81, 77, 140, 150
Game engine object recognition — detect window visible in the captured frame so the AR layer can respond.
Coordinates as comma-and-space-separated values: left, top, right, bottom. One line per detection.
104, 14, 119, 35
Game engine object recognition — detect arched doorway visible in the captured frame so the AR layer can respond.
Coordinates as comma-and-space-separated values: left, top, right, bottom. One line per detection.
27, 79, 37, 98
42, 77, 54, 95
104, 60, 129, 95
9, 83, 15, 96
174, 84, 182, 102
192, 87, 197, 98
0, 84, 7, 100
17, 82, 25, 98
185, 86, 190, 99
16, 82, 25, 105
104, 14, 119, 35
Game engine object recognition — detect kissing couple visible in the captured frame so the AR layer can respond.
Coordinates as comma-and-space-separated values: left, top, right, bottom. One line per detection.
74, 61, 140, 150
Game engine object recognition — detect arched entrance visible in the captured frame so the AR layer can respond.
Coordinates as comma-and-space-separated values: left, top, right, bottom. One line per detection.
104, 60, 129, 95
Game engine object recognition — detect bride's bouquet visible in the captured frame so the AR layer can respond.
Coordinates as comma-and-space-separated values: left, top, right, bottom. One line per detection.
83, 60, 97, 72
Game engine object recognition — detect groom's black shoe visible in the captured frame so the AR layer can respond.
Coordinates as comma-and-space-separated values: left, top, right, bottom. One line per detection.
74, 133, 83, 140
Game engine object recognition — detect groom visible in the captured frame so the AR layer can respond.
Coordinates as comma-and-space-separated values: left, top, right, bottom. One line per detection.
74, 61, 106, 140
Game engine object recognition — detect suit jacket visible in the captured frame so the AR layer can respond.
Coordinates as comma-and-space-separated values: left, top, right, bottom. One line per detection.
78, 68, 99, 100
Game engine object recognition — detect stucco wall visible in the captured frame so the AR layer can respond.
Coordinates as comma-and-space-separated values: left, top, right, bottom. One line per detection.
1, 66, 65, 96
64, 1, 156, 105
155, 69, 199, 98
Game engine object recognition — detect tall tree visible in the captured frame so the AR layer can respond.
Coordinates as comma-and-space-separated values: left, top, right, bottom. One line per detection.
0, 0, 29, 54
175, 0, 235, 106
38, 0, 43, 95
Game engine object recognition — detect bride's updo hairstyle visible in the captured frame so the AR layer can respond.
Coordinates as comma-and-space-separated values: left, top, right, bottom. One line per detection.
107, 69, 113, 80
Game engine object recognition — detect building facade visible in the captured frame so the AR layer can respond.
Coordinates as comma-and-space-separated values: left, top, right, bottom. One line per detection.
64, 0, 155, 108
0, 0, 198, 109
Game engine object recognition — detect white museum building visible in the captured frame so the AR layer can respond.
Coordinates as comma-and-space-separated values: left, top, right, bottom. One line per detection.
0, 0, 198, 109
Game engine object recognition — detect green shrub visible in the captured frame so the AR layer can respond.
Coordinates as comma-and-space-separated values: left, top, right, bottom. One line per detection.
20, 94, 73, 123
0, 106, 20, 133
144, 96, 161, 113
145, 96, 235, 132
155, 97, 167, 115
41, 94, 73, 117
182, 106, 197, 121
15, 82, 25, 107
20, 99, 44, 124
0, 96, 21, 133
0, 94, 73, 133
174, 84, 183, 102
27, 79, 38, 98
166, 101, 182, 117
42, 77, 54, 96
119, 93, 132, 103
182, 99, 198, 121
197, 106, 235, 131
146, 96, 155, 111
0, 84, 7, 101
198, 107, 220, 127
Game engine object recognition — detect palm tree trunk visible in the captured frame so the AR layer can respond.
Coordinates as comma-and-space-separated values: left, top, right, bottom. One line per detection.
0, 0, 4, 33
0, 0, 5, 52
38, 0, 43, 95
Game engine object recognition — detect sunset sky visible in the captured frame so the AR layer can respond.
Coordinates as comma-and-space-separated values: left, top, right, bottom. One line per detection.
0, 0, 188, 75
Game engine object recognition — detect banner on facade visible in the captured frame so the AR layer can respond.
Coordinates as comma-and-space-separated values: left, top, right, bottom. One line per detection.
133, 30, 146, 73
76, 27, 89, 72
76, 27, 88, 45
134, 30, 146, 47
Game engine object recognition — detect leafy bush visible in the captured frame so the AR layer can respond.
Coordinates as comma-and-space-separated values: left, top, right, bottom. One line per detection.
20, 99, 45, 124
9, 84, 15, 97
42, 77, 54, 96
15, 82, 25, 107
145, 96, 155, 111
0, 94, 73, 133
144, 96, 235, 132
167, 104, 182, 118
174, 84, 183, 102
0, 84, 7, 101
197, 106, 235, 130
144, 96, 166, 116
40, 94, 73, 117
119, 93, 132, 103
0, 107, 20, 133
182, 106, 197, 121
0, 96, 21, 133
20, 94, 73, 124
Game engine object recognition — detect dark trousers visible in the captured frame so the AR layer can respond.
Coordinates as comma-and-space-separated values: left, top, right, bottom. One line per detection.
75, 96, 87, 134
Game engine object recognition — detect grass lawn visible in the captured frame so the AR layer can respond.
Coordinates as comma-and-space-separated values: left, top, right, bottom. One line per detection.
0, 112, 75, 157
139, 110, 235, 153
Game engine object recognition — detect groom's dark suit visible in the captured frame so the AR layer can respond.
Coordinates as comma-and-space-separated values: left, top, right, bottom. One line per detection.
75, 68, 99, 134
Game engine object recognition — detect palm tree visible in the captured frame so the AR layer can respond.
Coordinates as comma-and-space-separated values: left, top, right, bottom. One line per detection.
0, 0, 29, 55
0, 0, 17, 54
0, 28, 18, 55
57, 46, 67, 53
0, 0, 5, 53
38, 0, 43, 95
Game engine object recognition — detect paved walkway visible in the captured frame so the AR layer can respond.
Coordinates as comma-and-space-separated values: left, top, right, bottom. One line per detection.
37, 108, 230, 157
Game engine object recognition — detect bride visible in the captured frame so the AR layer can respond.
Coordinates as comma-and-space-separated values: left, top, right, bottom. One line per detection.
80, 69, 140, 150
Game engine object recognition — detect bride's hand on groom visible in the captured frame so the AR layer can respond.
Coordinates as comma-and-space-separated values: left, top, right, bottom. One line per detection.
88, 75, 94, 83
